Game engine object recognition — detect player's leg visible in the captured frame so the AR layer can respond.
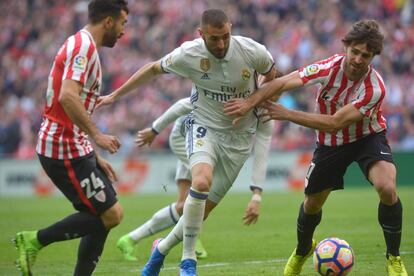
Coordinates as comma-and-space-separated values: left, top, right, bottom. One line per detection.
142, 198, 217, 276
368, 161, 407, 275
358, 132, 406, 275
284, 144, 351, 276
283, 190, 329, 276
118, 179, 187, 261
72, 157, 123, 276
15, 153, 115, 275
182, 161, 212, 261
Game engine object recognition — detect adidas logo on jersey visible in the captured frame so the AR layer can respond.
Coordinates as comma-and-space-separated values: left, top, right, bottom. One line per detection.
201, 73, 210, 80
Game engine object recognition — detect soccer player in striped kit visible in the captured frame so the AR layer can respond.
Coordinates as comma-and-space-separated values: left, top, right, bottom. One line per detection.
224, 20, 407, 276
13, 1, 128, 276
97, 8, 277, 275
116, 97, 272, 261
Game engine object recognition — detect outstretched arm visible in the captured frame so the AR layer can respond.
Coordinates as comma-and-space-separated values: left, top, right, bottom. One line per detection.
261, 102, 364, 133
224, 71, 303, 118
135, 98, 192, 147
96, 60, 164, 108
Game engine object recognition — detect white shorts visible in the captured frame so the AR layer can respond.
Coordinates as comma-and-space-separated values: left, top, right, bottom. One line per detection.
169, 118, 191, 181
186, 121, 254, 203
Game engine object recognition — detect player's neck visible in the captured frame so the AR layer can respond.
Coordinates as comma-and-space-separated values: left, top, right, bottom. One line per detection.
84, 24, 103, 48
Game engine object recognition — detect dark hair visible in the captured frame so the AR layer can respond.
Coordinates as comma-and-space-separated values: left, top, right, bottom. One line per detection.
88, 0, 129, 24
342, 20, 384, 55
201, 9, 229, 29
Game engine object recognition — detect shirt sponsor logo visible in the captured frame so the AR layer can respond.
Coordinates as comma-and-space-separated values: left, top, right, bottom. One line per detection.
200, 58, 210, 72
242, 68, 250, 80
73, 54, 88, 72
304, 64, 319, 77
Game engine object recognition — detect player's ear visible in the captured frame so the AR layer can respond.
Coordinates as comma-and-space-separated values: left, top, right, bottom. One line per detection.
103, 16, 114, 29
198, 28, 203, 38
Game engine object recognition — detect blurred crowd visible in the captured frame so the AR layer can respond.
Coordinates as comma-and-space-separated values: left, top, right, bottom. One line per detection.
1, 0, 413, 159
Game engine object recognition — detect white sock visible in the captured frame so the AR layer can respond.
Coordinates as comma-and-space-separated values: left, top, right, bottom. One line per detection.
182, 188, 208, 261
157, 217, 184, 255
129, 203, 180, 242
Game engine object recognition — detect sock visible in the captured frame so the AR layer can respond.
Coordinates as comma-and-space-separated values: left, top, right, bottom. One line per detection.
129, 203, 180, 242
378, 198, 402, 257
182, 188, 208, 261
37, 212, 106, 246
73, 229, 109, 276
296, 202, 322, 256
158, 217, 184, 255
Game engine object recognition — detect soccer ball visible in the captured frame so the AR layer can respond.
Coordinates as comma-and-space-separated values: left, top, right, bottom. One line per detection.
313, 237, 354, 275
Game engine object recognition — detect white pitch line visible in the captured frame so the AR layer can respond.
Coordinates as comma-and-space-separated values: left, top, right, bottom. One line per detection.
130, 251, 414, 273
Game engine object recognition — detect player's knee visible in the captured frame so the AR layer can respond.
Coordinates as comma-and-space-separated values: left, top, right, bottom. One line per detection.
304, 198, 323, 214
101, 203, 123, 229
191, 175, 211, 192
375, 181, 397, 204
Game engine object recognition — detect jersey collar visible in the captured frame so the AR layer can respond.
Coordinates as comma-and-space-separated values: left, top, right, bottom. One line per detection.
81, 28, 97, 48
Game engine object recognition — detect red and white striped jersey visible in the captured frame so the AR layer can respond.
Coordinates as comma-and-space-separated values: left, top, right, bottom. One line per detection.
36, 29, 102, 159
298, 54, 387, 146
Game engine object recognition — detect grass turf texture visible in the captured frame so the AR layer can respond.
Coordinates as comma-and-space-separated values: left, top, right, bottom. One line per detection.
1, 187, 413, 275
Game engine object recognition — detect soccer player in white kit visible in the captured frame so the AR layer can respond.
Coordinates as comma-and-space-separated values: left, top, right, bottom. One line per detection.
97, 9, 277, 275
116, 97, 274, 261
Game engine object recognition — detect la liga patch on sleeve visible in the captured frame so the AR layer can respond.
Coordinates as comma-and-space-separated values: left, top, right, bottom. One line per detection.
72, 54, 88, 72
304, 64, 320, 77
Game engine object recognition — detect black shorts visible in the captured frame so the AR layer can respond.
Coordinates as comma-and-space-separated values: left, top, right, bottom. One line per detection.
37, 152, 118, 215
305, 131, 394, 195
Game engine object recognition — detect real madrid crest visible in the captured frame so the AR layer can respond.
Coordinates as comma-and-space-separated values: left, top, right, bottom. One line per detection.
242, 68, 250, 80
200, 58, 210, 72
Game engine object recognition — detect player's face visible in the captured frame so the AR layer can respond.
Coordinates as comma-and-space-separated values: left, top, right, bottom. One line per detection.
103, 10, 128, 48
200, 23, 231, 59
344, 43, 374, 80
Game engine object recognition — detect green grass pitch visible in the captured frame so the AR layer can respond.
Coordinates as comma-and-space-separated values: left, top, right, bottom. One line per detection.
1, 187, 413, 275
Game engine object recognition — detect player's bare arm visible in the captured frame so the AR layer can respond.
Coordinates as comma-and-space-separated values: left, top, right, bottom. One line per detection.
59, 79, 121, 154
135, 127, 157, 147
243, 188, 262, 225
262, 102, 364, 133
96, 60, 164, 108
224, 71, 303, 117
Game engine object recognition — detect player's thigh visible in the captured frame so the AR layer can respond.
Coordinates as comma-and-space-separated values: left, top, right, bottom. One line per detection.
38, 153, 118, 216
101, 201, 123, 229
305, 144, 353, 194
186, 122, 217, 165
208, 147, 250, 204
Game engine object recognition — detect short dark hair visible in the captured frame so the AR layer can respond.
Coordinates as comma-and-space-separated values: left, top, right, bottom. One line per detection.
88, 0, 129, 24
201, 9, 229, 29
342, 20, 384, 55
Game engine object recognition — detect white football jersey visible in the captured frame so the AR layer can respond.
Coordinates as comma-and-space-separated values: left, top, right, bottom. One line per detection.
160, 36, 274, 133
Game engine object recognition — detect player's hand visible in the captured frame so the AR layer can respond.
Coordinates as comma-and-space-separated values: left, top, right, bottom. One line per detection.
95, 94, 115, 109
135, 127, 156, 147
259, 101, 289, 123
93, 132, 121, 154
96, 155, 118, 182
243, 200, 260, 225
224, 98, 253, 117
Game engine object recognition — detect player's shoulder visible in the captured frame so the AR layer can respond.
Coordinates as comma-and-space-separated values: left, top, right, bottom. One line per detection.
232, 36, 266, 51
66, 30, 96, 51
178, 38, 205, 56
